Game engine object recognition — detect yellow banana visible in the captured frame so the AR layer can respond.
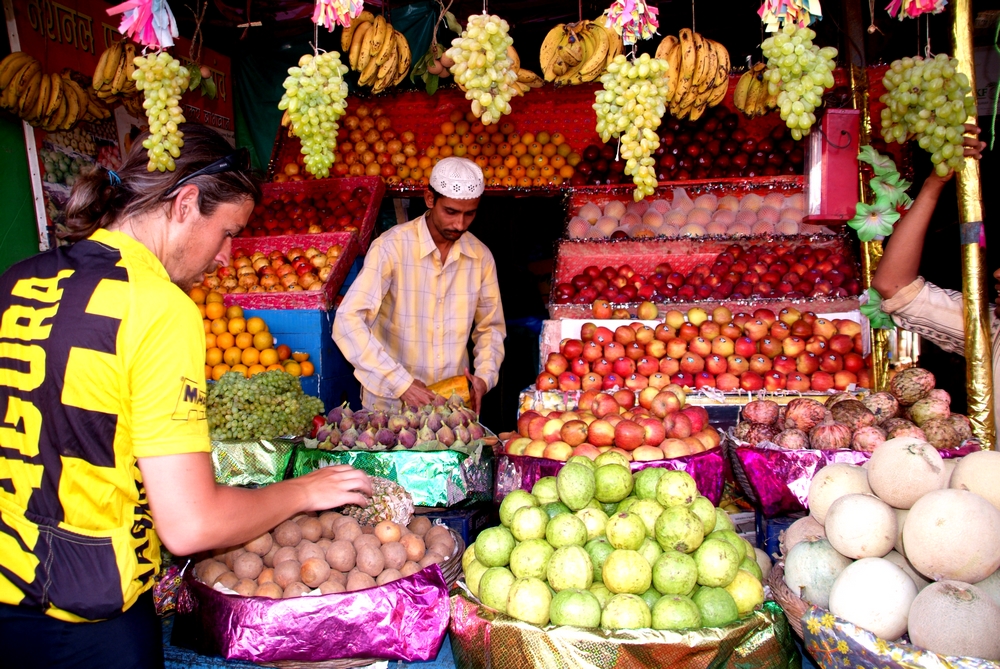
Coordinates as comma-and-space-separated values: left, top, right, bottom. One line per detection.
349, 21, 372, 70
507, 45, 520, 71
393, 31, 411, 83
539, 25, 564, 76
516, 68, 544, 88
0, 52, 34, 89
672, 29, 696, 114
663, 43, 681, 103
8, 60, 41, 101
341, 10, 374, 52
695, 38, 717, 94
578, 23, 609, 81
28, 70, 50, 122
111, 46, 130, 94
358, 51, 380, 86
60, 81, 80, 129
17, 71, 41, 117
375, 47, 398, 89
365, 15, 386, 68
560, 26, 584, 69
733, 70, 753, 112
45, 72, 63, 118
743, 64, 766, 116
102, 41, 122, 86
655, 35, 677, 61
708, 41, 730, 107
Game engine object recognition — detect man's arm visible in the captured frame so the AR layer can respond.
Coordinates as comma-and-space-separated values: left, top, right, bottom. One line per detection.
469, 253, 506, 406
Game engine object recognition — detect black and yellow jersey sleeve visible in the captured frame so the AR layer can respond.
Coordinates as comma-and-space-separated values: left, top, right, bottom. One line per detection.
0, 228, 210, 622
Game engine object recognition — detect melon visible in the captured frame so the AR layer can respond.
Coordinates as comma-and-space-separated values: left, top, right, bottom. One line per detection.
892, 508, 908, 556
824, 494, 896, 559
865, 438, 948, 509
754, 547, 772, 581
974, 569, 1000, 608
779, 516, 826, 556
950, 450, 1000, 512
783, 538, 852, 608
828, 557, 917, 641
942, 458, 958, 485
807, 464, 871, 526
904, 488, 1000, 583
908, 580, 1000, 660
882, 550, 930, 591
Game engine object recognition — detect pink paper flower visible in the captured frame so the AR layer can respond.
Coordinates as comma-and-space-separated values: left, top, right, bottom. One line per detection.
106, 0, 178, 49
885, 0, 947, 20
605, 0, 659, 45
313, 0, 366, 31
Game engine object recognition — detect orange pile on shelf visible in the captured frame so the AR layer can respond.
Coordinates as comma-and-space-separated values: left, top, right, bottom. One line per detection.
189, 288, 315, 381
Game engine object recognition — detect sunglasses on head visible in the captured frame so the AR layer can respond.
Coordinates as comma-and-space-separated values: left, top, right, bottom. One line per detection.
164, 147, 251, 198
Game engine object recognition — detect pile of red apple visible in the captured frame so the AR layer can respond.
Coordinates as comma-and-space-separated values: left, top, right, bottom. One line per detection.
240, 186, 372, 238
503, 385, 720, 462
536, 305, 871, 395
200, 245, 342, 294
554, 243, 860, 305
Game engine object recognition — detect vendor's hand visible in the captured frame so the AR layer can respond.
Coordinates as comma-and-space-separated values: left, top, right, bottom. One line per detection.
929, 124, 987, 183
400, 378, 436, 408
465, 368, 488, 415
296, 464, 372, 512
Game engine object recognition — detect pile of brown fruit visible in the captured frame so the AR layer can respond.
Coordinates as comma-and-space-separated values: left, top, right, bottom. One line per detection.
194, 512, 457, 598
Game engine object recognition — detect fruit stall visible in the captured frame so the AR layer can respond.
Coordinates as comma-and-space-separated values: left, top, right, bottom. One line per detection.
1, 0, 999, 667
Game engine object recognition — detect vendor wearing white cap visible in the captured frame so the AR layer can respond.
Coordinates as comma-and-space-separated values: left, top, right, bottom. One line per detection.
333, 157, 506, 413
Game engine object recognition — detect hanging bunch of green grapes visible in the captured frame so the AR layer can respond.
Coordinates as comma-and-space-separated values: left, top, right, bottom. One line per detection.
132, 51, 190, 172
761, 24, 837, 140
445, 13, 518, 125
278, 51, 350, 178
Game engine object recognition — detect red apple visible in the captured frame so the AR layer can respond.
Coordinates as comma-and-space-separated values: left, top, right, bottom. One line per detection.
726, 355, 750, 375
678, 323, 700, 341
636, 356, 660, 376
763, 370, 787, 392
679, 352, 705, 375
572, 443, 602, 460
650, 391, 681, 418
694, 372, 716, 389
604, 342, 626, 360
625, 374, 649, 391
716, 373, 740, 392
770, 321, 792, 341
829, 334, 854, 355
699, 321, 722, 340
666, 338, 689, 359
819, 352, 843, 373
613, 388, 636, 409
667, 412, 693, 439
637, 386, 659, 409
648, 372, 670, 390
537, 372, 559, 390
587, 419, 616, 447
786, 372, 811, 392
680, 406, 708, 433
813, 318, 837, 339
635, 325, 656, 345
734, 337, 757, 358
796, 352, 820, 374
670, 371, 694, 388
614, 419, 646, 451
661, 438, 692, 459
810, 371, 835, 392
593, 326, 615, 345
805, 335, 829, 355
687, 337, 712, 358
580, 322, 597, 341
581, 373, 603, 391
613, 357, 637, 378
528, 415, 549, 440
753, 308, 777, 326
614, 325, 637, 346
505, 437, 531, 455
654, 323, 676, 342
638, 417, 667, 446
834, 370, 858, 390
558, 372, 581, 390
740, 371, 764, 391
782, 336, 807, 357
592, 299, 612, 319
591, 392, 620, 417
560, 420, 590, 446
772, 355, 797, 375
748, 354, 773, 374
542, 418, 566, 443
743, 319, 770, 341
624, 342, 645, 361
720, 323, 743, 339
524, 439, 548, 457
632, 445, 665, 461
857, 368, 872, 388
659, 357, 680, 376
711, 336, 735, 357
705, 354, 728, 376
517, 410, 540, 437
779, 307, 801, 325
843, 352, 864, 373
582, 340, 604, 362
759, 337, 784, 358
545, 352, 569, 376
837, 320, 862, 337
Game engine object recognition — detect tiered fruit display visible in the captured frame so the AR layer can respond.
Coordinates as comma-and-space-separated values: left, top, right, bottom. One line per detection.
781, 440, 1000, 660
567, 189, 805, 239
243, 184, 372, 236
330, 105, 418, 184
0, 52, 110, 130
208, 369, 324, 441
761, 24, 838, 140
39, 147, 90, 186
342, 11, 411, 93
733, 63, 778, 118
538, 307, 870, 394
503, 385, 719, 462
191, 290, 315, 381
464, 467, 768, 630
193, 502, 463, 598
654, 29, 731, 122
878, 54, 977, 177
553, 243, 860, 305
734, 370, 973, 451
593, 53, 671, 201
197, 246, 343, 293
538, 17, 622, 85
132, 51, 190, 172
444, 13, 518, 125
313, 395, 489, 452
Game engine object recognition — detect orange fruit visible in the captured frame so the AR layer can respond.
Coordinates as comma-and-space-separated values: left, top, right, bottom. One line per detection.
557, 143, 572, 157
542, 143, 558, 158
497, 143, 512, 156
507, 132, 521, 145
446, 133, 461, 147
550, 155, 567, 169
246, 317, 267, 334
532, 177, 545, 187
536, 131, 551, 144
452, 144, 467, 157
248, 364, 266, 376
197, 304, 207, 318
541, 165, 556, 178
205, 302, 226, 320
225, 305, 244, 320
467, 143, 482, 157
230, 363, 249, 378
488, 154, 503, 167
417, 156, 432, 170
205, 364, 213, 379
503, 154, 518, 169
189, 287, 207, 304
276, 344, 292, 361
205, 291, 224, 304
481, 143, 496, 157
228, 317, 246, 335
533, 154, 548, 167
266, 363, 284, 372
559, 165, 575, 178
205, 332, 217, 349
494, 165, 509, 179
223, 347, 243, 367
210, 318, 229, 336
283, 360, 302, 376
241, 347, 260, 366
440, 121, 455, 135
211, 363, 231, 381
206, 347, 224, 366
253, 331, 274, 350
512, 165, 526, 179
518, 153, 534, 168
526, 165, 541, 179
299, 361, 315, 377
501, 176, 517, 187
259, 348, 279, 366
235, 332, 254, 349
520, 132, 536, 145
551, 132, 566, 145
527, 142, 543, 156
438, 145, 453, 158
406, 156, 419, 168
216, 332, 235, 350
512, 143, 528, 157
292, 352, 310, 362
425, 146, 439, 159
433, 133, 447, 147
203, 319, 212, 334
518, 177, 533, 188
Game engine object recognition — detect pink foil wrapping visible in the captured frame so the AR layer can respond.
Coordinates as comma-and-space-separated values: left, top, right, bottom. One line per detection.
733, 439, 982, 518
495, 446, 725, 505
175, 566, 449, 663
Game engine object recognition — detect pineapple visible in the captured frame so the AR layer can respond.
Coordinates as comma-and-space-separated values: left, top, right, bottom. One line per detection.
342, 476, 415, 526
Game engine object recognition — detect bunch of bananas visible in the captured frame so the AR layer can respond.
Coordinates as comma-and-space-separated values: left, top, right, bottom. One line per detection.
655, 28, 730, 121
733, 63, 778, 117
342, 11, 411, 93
539, 16, 622, 86
0, 52, 109, 131
506, 47, 544, 96
93, 40, 138, 103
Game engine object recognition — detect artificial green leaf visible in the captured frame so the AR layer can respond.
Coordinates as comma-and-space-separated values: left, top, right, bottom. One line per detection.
445, 11, 463, 35
860, 287, 896, 330
201, 76, 217, 99
426, 72, 439, 95
858, 145, 897, 175
188, 68, 202, 91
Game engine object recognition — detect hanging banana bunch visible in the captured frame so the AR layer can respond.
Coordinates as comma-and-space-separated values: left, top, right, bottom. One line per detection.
539, 16, 623, 86
733, 62, 778, 117
0, 52, 110, 131
654, 28, 731, 122
342, 10, 412, 93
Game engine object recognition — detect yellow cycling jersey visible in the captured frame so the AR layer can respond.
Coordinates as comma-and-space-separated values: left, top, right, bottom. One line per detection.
0, 228, 210, 622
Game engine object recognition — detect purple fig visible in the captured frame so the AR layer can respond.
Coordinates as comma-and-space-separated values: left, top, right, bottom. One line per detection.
416, 425, 435, 443
432, 394, 447, 407
326, 406, 344, 424
370, 411, 388, 429
326, 427, 342, 447
356, 427, 377, 450
447, 394, 464, 409
339, 415, 355, 431
353, 409, 371, 426
316, 426, 332, 442
404, 409, 421, 430
375, 427, 396, 446
445, 411, 465, 429
436, 425, 456, 446
388, 414, 409, 433
468, 423, 485, 441
425, 411, 443, 432
455, 425, 471, 444
397, 428, 417, 448
340, 427, 358, 448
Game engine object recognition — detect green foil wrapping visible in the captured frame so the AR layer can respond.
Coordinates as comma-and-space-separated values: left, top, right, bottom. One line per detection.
293, 445, 493, 507
210, 438, 297, 487
450, 593, 799, 669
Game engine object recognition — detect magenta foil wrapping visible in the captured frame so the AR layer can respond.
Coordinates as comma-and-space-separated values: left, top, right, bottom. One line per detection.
735, 441, 981, 518
495, 446, 725, 505
176, 566, 449, 663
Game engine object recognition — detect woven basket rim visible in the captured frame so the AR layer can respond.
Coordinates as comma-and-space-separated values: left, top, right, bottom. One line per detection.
768, 561, 811, 640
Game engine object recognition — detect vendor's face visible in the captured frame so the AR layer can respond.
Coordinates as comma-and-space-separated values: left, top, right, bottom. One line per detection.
423, 191, 479, 244
170, 197, 254, 291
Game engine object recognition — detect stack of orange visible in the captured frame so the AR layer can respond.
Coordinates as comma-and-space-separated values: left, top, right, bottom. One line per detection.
190, 288, 315, 381
397, 110, 583, 189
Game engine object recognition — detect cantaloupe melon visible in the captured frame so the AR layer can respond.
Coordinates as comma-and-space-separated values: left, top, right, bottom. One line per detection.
779, 516, 826, 556
865, 438, 948, 509
807, 464, 871, 526
883, 550, 930, 591
950, 450, 1000, 511
943, 458, 958, 485
893, 508, 908, 556
825, 494, 896, 559
903, 489, 1000, 583
908, 580, 1000, 660
754, 547, 772, 581
783, 538, 852, 608
829, 557, 917, 641
974, 569, 1000, 608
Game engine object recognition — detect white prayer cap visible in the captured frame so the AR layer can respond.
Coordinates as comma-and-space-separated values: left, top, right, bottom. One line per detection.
430, 157, 484, 200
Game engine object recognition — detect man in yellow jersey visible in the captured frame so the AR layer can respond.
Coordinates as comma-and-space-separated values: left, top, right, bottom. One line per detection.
333, 157, 506, 414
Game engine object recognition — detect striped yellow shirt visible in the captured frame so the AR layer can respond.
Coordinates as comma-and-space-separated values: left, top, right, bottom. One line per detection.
333, 215, 506, 409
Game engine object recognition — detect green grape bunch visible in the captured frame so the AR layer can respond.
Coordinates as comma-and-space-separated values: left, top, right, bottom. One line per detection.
445, 14, 519, 125
879, 54, 977, 177
593, 53, 671, 202
132, 52, 190, 172
761, 24, 837, 140
277, 51, 349, 178
207, 370, 325, 442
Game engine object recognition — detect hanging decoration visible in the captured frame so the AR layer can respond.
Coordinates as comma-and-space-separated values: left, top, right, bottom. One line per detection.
860, 288, 897, 330
106, 0, 179, 49
313, 0, 366, 31
847, 146, 910, 242
884, 0, 948, 21
848, 200, 900, 241
757, 0, 823, 32
604, 0, 660, 45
